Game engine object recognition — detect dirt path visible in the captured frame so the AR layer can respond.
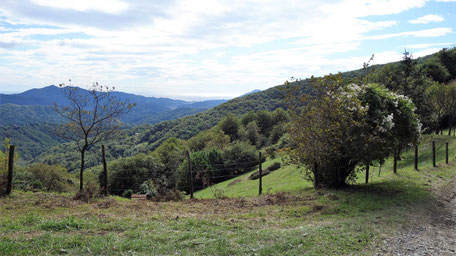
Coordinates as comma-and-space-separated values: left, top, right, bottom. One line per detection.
381, 178, 456, 255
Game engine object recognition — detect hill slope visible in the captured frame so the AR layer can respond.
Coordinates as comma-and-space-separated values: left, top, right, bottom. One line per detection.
32, 82, 296, 171
195, 133, 456, 198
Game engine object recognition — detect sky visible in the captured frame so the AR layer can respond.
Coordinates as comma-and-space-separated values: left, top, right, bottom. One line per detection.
0, 0, 455, 100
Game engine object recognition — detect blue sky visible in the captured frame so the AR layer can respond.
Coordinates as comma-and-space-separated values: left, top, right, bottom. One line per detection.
0, 0, 455, 100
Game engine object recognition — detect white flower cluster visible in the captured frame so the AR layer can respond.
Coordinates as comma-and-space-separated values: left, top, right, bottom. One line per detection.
416, 122, 423, 134
390, 92, 414, 105
378, 113, 395, 133
347, 83, 362, 92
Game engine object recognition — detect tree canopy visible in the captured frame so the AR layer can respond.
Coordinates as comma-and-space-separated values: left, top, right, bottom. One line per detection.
285, 74, 420, 188
55, 82, 134, 190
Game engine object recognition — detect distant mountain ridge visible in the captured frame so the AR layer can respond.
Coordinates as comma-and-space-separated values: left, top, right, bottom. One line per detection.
240, 89, 261, 97
0, 85, 228, 125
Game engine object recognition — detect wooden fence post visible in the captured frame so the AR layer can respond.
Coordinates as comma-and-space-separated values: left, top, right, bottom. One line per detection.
259, 152, 263, 195
393, 150, 397, 174
6, 145, 15, 195
446, 142, 449, 164
365, 164, 369, 184
187, 151, 194, 199
101, 145, 108, 196
432, 141, 436, 167
414, 144, 418, 170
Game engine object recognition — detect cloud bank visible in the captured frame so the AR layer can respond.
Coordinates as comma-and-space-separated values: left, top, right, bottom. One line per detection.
0, 0, 454, 99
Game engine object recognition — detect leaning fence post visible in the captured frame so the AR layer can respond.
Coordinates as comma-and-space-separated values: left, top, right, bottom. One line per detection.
187, 150, 194, 199
432, 141, 436, 167
446, 142, 449, 164
101, 145, 108, 196
414, 144, 418, 170
259, 152, 263, 195
6, 145, 15, 195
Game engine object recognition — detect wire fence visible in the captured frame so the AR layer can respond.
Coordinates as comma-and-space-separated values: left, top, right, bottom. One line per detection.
104, 154, 265, 199
2, 139, 455, 198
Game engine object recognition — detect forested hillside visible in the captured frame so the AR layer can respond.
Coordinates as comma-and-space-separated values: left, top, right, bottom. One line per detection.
0, 123, 67, 163
33, 86, 288, 171
0, 85, 227, 125
21, 48, 456, 176
0, 86, 227, 161
0, 105, 63, 125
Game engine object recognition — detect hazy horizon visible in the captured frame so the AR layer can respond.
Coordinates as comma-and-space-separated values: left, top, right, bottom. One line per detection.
0, 84, 262, 101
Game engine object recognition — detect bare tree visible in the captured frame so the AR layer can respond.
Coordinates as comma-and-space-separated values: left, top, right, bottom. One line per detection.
54, 81, 135, 191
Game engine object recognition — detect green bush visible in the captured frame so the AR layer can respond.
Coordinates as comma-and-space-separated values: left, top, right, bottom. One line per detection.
139, 180, 158, 197
105, 154, 169, 197
222, 141, 258, 170
14, 163, 74, 193
176, 149, 224, 193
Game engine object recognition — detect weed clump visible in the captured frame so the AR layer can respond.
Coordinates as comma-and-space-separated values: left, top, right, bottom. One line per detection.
73, 183, 99, 203
149, 188, 184, 202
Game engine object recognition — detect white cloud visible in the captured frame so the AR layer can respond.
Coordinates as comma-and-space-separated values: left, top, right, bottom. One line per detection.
366, 28, 452, 40
31, 0, 129, 14
405, 42, 453, 49
321, 0, 427, 17
409, 14, 444, 24
0, 0, 452, 99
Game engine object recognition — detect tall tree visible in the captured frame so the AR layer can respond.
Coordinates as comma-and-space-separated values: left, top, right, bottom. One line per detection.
55, 82, 134, 191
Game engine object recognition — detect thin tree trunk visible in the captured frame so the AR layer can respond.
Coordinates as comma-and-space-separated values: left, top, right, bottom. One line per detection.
313, 162, 320, 188
80, 149, 86, 191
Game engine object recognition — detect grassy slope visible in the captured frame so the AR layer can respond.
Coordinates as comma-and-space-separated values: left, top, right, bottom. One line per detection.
1, 133, 456, 255
196, 133, 456, 199
195, 157, 309, 198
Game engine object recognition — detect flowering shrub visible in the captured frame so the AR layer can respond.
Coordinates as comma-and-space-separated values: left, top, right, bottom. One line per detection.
285, 74, 421, 188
